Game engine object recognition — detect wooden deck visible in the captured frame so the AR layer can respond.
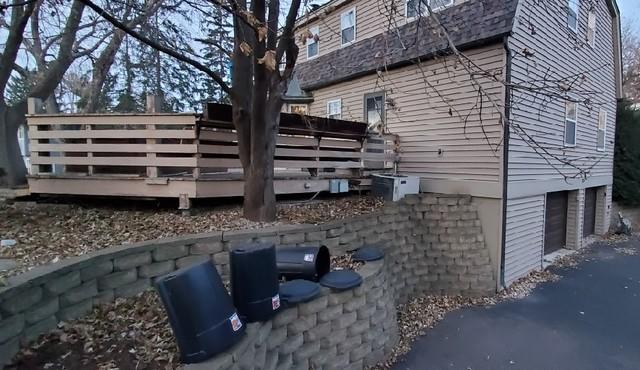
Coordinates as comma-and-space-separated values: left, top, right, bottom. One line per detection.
26, 108, 398, 204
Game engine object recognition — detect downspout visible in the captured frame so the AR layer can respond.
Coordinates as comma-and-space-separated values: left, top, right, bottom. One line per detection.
499, 35, 512, 290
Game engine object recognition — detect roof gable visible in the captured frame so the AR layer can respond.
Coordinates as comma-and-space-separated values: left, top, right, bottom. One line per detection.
295, 0, 519, 90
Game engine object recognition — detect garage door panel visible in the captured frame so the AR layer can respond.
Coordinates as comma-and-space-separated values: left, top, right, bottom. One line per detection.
583, 187, 597, 237
544, 191, 568, 254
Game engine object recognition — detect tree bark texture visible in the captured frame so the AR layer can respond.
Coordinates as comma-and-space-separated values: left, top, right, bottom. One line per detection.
0, 102, 28, 187
229, 0, 300, 222
0, 1, 37, 187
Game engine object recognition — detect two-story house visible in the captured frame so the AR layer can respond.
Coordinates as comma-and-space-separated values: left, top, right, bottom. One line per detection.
288, 0, 623, 289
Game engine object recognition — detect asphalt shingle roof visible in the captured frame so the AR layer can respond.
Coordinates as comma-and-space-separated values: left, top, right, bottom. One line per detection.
295, 0, 519, 91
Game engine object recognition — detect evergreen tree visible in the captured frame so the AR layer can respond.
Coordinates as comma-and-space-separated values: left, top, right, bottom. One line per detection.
5, 73, 34, 106
200, 5, 233, 104
613, 100, 640, 205
113, 36, 143, 113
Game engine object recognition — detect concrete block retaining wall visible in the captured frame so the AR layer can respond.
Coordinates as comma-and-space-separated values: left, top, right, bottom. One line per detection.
188, 260, 397, 370
0, 193, 496, 368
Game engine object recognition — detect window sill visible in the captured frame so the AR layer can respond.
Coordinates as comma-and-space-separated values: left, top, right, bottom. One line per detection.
340, 40, 356, 48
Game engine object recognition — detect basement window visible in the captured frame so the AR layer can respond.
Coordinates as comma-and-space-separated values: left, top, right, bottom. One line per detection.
341, 8, 356, 45
564, 101, 578, 147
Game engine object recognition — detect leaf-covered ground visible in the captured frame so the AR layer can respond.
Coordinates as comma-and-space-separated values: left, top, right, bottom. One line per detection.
0, 195, 383, 280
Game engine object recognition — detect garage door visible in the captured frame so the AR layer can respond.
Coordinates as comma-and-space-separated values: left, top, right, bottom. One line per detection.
544, 191, 568, 254
583, 187, 597, 237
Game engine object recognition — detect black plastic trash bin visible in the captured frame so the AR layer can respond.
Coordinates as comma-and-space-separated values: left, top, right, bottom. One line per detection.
230, 242, 281, 323
155, 260, 245, 364
276, 245, 330, 282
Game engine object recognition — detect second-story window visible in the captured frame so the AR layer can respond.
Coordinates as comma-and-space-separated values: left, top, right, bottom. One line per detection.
341, 8, 356, 45
587, 10, 596, 47
406, 0, 452, 18
307, 26, 319, 59
327, 99, 342, 119
597, 110, 607, 151
567, 0, 580, 33
406, 0, 427, 18
431, 0, 454, 11
564, 101, 578, 146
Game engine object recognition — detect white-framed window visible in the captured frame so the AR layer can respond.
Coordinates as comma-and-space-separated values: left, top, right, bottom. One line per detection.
364, 92, 385, 133
586, 10, 596, 47
340, 8, 356, 45
327, 99, 342, 119
567, 0, 580, 33
406, 0, 427, 18
306, 26, 319, 59
430, 0, 454, 11
405, 0, 452, 18
564, 101, 578, 146
289, 104, 308, 115
597, 110, 606, 151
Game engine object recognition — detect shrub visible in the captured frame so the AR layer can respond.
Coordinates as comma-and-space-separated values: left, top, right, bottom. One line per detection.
613, 100, 640, 205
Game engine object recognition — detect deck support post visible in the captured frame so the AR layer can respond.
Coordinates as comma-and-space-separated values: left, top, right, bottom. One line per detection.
178, 193, 191, 213
145, 95, 161, 178
27, 98, 45, 176
86, 125, 94, 175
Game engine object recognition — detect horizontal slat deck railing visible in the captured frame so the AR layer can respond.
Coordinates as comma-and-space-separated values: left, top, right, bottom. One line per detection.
26, 112, 398, 199
197, 127, 396, 175
28, 114, 200, 177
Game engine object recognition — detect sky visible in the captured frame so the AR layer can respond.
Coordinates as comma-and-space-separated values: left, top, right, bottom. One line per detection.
617, 0, 640, 33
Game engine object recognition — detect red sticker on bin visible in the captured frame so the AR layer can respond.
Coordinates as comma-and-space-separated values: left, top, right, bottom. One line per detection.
272, 294, 281, 310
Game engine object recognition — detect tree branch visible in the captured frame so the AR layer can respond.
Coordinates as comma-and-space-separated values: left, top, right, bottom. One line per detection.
0, 0, 37, 100
78, 0, 232, 97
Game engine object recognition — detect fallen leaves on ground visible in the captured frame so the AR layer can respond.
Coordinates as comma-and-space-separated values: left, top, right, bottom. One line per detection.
11, 291, 180, 370
331, 252, 364, 271
0, 196, 383, 279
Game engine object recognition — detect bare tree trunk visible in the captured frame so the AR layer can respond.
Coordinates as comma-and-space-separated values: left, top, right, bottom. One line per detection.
0, 102, 28, 187
243, 95, 281, 221
83, 31, 125, 112
0, 1, 37, 187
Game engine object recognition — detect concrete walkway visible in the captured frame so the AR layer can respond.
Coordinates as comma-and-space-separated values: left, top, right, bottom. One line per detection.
393, 237, 640, 370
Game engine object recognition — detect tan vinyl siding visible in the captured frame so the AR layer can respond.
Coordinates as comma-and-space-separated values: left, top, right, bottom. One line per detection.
307, 44, 506, 189
504, 195, 544, 285
506, 0, 617, 188
295, 0, 467, 61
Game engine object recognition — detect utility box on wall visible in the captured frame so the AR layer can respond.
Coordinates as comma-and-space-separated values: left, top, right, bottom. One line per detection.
329, 179, 349, 193
371, 174, 419, 201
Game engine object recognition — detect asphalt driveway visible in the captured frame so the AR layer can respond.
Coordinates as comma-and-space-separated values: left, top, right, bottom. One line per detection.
393, 237, 640, 370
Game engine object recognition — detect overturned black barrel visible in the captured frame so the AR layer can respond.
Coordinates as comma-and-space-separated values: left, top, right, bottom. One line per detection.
276, 245, 330, 282
230, 243, 281, 323
155, 260, 245, 364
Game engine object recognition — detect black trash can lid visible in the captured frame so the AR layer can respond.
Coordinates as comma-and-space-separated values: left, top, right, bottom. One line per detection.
320, 270, 363, 290
352, 246, 384, 262
279, 280, 321, 304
